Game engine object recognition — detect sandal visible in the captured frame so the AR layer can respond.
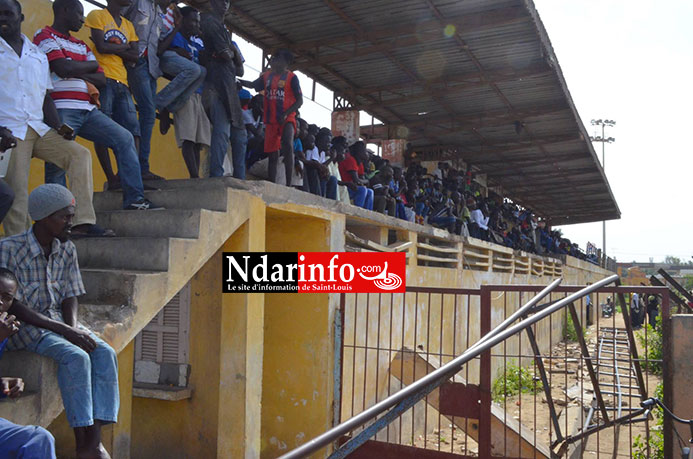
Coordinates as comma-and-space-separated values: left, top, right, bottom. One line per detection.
71, 224, 116, 238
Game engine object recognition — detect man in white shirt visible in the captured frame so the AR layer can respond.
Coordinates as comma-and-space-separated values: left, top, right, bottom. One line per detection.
0, 0, 100, 236
469, 200, 489, 240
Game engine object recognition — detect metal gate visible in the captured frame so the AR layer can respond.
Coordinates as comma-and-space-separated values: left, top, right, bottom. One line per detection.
336, 283, 670, 458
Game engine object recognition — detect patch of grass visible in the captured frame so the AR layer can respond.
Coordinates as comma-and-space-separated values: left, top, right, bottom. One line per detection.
563, 312, 585, 342
633, 382, 663, 459
491, 362, 543, 403
636, 313, 662, 375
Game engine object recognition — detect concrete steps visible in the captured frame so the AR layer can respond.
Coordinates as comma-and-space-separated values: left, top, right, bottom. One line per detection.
94, 184, 230, 212
80, 268, 167, 306
0, 179, 257, 428
75, 237, 175, 271
95, 208, 222, 238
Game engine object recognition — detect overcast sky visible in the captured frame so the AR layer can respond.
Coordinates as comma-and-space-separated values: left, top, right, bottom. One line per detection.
533, 0, 693, 263
77, 1, 691, 263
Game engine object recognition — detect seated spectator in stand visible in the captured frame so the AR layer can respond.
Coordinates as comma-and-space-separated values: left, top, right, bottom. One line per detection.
123, 0, 204, 181
433, 161, 448, 181
451, 191, 469, 236
0, 0, 109, 237
339, 141, 373, 211
427, 191, 457, 233
291, 118, 306, 190
35, 0, 159, 213
156, 3, 207, 139
84, 0, 142, 155
0, 268, 57, 459
1, 185, 119, 459
307, 124, 319, 138
303, 133, 321, 195
469, 200, 489, 240
243, 49, 303, 186
244, 94, 265, 168
167, 6, 210, 178
199, 0, 245, 178
370, 165, 396, 216
390, 167, 407, 220
327, 136, 351, 205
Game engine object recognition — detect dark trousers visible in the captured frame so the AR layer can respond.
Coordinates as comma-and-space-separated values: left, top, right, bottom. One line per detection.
0, 178, 15, 224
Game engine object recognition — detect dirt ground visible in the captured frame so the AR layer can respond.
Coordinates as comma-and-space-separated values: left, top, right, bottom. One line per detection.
412, 312, 661, 457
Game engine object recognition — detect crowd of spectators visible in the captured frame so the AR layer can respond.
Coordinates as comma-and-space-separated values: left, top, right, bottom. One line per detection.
0, 0, 603, 455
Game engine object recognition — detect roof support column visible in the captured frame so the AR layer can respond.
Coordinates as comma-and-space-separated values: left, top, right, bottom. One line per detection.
332, 108, 360, 145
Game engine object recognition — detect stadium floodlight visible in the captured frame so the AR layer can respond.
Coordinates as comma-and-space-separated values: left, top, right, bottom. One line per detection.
590, 117, 616, 267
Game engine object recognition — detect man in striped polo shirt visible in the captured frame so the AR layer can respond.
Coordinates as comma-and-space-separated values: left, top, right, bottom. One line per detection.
34, 0, 160, 212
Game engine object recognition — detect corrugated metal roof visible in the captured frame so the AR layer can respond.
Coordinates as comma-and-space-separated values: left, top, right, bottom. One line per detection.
212, 0, 620, 225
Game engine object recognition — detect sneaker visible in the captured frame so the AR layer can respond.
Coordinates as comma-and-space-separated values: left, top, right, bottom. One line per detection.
125, 199, 164, 210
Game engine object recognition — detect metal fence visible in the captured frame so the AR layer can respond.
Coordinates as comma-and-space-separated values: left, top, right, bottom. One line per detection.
335, 283, 669, 458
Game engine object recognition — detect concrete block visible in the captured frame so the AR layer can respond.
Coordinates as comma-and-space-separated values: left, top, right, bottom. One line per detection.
134, 361, 160, 385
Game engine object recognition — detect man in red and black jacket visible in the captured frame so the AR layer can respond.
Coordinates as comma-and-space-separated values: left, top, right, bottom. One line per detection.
242, 49, 303, 186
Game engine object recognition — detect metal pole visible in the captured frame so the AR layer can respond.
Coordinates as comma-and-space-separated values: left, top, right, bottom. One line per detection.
602, 123, 606, 265
280, 275, 619, 459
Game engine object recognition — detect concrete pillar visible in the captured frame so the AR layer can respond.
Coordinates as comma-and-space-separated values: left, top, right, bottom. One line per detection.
670, 315, 693, 458
218, 200, 266, 458
331, 110, 360, 144
261, 210, 344, 458
382, 139, 407, 167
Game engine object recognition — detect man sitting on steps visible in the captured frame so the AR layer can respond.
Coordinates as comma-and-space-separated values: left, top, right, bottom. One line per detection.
35, 0, 161, 212
0, 268, 57, 459
0, 0, 112, 237
0, 184, 119, 459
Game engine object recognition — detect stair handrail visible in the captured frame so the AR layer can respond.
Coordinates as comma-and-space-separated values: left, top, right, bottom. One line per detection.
281, 274, 619, 458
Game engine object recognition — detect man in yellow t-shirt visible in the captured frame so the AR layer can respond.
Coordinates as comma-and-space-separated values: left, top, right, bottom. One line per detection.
84, 0, 141, 145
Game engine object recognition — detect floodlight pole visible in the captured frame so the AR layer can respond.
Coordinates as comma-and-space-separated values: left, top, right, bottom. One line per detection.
590, 119, 616, 267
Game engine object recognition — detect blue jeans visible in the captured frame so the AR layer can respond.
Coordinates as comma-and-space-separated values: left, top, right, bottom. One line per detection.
307, 167, 321, 196
52, 109, 144, 208
46, 81, 141, 190
157, 51, 206, 113
230, 126, 247, 179
26, 331, 119, 428
100, 79, 140, 136
0, 418, 56, 459
127, 59, 157, 174
395, 202, 407, 220
321, 175, 338, 200
348, 186, 373, 210
208, 96, 230, 178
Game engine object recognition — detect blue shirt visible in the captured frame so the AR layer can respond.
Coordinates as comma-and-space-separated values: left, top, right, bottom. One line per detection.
170, 32, 204, 94
293, 138, 303, 153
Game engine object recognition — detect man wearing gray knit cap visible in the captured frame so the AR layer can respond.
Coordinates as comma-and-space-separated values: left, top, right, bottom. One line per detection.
0, 184, 119, 459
